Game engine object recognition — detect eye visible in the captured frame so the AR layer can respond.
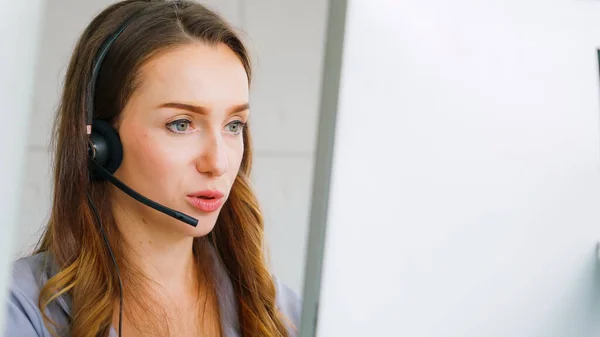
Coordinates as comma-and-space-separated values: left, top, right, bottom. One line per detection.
166, 119, 192, 134
225, 120, 246, 135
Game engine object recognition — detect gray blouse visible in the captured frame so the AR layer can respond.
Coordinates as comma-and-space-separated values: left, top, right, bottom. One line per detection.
3, 247, 301, 337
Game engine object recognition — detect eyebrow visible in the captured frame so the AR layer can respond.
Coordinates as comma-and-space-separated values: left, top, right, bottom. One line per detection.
157, 102, 250, 115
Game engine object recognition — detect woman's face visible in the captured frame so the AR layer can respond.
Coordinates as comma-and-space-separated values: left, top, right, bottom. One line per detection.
113, 42, 249, 237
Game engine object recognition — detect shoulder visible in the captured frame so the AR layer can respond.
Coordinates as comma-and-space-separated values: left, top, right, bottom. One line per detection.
10, 253, 48, 292
3, 253, 64, 337
273, 277, 302, 336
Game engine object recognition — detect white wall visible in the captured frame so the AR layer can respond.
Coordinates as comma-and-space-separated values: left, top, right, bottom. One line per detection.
315, 0, 600, 336
14, 0, 328, 297
0, 0, 46, 331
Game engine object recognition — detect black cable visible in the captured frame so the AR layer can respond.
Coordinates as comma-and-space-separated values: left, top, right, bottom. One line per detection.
85, 191, 123, 337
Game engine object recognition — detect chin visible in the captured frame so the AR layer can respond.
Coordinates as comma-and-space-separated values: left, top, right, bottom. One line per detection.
177, 212, 219, 238
187, 223, 216, 238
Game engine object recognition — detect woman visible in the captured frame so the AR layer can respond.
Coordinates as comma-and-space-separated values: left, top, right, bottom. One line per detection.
4, 1, 301, 336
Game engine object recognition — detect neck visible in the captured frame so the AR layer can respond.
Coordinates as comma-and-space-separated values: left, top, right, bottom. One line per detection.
111, 197, 197, 290
109, 193, 225, 337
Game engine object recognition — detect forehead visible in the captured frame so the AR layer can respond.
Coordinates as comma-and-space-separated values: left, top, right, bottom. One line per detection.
133, 42, 249, 107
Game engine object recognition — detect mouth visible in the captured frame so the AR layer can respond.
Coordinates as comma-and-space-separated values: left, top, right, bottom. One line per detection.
186, 190, 225, 213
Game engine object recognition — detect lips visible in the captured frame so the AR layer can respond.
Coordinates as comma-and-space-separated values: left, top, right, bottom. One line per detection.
187, 190, 225, 212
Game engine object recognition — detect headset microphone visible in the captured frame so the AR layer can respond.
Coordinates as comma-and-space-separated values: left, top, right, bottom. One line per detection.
88, 160, 199, 226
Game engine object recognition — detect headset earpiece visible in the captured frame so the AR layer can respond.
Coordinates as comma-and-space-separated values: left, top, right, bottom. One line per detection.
85, 10, 144, 182
88, 119, 123, 180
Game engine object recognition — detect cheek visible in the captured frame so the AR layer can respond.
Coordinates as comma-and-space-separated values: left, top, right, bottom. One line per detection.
122, 130, 181, 183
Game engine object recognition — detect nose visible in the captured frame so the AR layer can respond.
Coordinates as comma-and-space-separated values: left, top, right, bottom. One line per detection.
196, 132, 228, 177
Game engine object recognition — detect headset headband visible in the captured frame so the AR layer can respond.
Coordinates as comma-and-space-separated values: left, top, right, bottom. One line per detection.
85, 10, 145, 134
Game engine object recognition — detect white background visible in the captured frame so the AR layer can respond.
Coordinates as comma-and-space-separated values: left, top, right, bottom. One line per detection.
10, 0, 329, 296
0, 0, 46, 330
317, 0, 600, 336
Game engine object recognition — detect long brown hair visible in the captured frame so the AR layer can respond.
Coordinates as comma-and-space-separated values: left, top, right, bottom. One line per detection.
35, 1, 290, 336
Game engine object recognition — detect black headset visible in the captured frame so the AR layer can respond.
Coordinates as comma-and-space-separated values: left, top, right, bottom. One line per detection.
85, 9, 197, 227
83, 8, 199, 337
